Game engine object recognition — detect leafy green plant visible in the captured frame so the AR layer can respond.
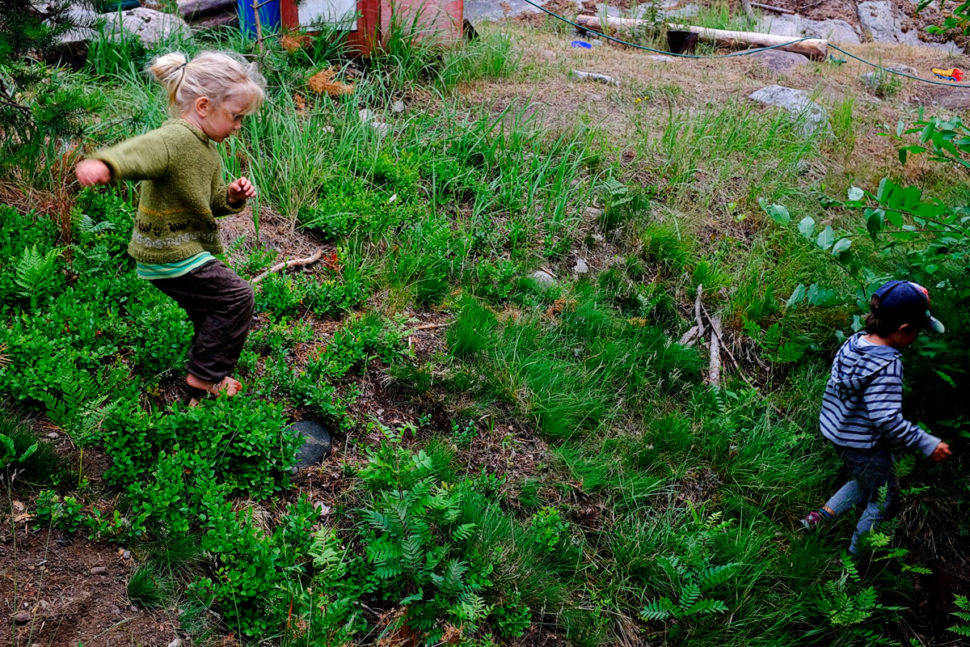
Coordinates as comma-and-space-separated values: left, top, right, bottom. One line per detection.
14, 244, 63, 308
529, 506, 569, 554
950, 595, 970, 637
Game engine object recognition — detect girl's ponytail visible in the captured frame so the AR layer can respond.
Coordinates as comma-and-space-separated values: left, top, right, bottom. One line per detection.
149, 52, 190, 106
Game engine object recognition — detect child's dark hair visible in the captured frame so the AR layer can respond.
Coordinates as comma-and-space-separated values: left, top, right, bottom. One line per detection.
864, 294, 921, 336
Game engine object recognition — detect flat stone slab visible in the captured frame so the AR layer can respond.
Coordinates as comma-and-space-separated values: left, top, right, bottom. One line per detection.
749, 49, 810, 73
749, 85, 828, 135
289, 420, 332, 469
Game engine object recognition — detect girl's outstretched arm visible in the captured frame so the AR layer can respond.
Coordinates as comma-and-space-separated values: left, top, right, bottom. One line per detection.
76, 159, 112, 186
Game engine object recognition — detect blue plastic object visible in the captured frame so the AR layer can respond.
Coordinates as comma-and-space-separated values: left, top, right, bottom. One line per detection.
238, 0, 281, 38
571, 40, 592, 48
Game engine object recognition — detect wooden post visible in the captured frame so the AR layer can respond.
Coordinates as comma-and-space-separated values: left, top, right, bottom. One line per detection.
574, 14, 828, 60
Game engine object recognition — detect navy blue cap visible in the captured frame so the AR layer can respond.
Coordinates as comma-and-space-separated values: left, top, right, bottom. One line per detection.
872, 280, 945, 333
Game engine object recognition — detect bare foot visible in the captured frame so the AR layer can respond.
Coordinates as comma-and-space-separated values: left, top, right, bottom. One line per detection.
185, 374, 244, 405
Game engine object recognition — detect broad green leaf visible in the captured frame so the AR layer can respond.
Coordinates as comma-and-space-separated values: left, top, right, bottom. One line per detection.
885, 210, 903, 228
797, 216, 815, 239
901, 185, 922, 210
934, 369, 956, 388
759, 199, 791, 225
865, 208, 883, 239
876, 177, 894, 202
786, 284, 806, 307
831, 237, 852, 256
847, 186, 865, 201
816, 225, 835, 250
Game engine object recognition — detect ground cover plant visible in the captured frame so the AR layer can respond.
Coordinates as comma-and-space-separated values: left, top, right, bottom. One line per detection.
1, 3, 969, 646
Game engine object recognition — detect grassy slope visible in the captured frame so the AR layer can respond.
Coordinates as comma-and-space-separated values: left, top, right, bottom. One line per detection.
2, 13, 969, 647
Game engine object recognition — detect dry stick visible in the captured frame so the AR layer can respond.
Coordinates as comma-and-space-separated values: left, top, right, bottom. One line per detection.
411, 321, 453, 331
251, 248, 324, 284
708, 314, 723, 387
751, 2, 795, 14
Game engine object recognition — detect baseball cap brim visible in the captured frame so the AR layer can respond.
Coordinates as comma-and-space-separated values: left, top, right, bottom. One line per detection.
926, 315, 945, 333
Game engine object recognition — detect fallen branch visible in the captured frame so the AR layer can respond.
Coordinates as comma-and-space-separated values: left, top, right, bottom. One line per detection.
708, 314, 723, 387
575, 14, 828, 60
251, 248, 324, 284
751, 2, 795, 14
411, 321, 453, 331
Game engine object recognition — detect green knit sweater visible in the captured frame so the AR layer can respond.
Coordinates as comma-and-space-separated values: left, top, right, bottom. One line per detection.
92, 119, 245, 264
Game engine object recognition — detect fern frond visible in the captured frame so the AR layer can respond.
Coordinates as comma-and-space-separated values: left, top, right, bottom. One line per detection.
699, 563, 740, 590
683, 598, 729, 616
679, 583, 701, 608
451, 522, 477, 543
640, 597, 676, 621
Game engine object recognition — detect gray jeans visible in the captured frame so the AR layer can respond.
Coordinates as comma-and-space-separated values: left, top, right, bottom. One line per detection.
824, 446, 899, 554
150, 259, 254, 384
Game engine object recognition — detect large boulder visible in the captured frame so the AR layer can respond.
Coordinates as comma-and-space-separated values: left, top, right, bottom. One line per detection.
102, 7, 191, 46
748, 85, 828, 135
800, 18, 861, 44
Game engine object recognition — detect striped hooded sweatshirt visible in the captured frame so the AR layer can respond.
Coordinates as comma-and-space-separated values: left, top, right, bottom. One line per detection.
819, 332, 940, 456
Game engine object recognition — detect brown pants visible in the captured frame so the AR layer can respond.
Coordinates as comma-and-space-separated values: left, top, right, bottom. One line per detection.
150, 260, 254, 384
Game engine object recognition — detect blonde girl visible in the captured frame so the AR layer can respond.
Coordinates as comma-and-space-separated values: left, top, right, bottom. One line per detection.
76, 51, 265, 404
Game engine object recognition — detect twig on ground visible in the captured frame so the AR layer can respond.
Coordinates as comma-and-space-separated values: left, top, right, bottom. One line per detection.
708, 314, 722, 387
251, 248, 324, 284
410, 321, 453, 331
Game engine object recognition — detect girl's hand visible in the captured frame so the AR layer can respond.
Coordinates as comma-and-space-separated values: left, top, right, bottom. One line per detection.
929, 441, 952, 462
76, 159, 111, 186
228, 177, 256, 205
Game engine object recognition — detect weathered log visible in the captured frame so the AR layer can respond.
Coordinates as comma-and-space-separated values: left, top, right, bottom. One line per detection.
574, 14, 828, 60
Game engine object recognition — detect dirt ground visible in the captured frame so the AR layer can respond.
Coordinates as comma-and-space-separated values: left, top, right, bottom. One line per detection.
0, 521, 182, 647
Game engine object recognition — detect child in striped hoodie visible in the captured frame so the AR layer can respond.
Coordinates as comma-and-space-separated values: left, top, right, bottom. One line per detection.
801, 280, 951, 554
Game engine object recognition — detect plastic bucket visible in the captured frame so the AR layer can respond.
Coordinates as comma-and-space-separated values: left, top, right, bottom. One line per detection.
238, 0, 281, 37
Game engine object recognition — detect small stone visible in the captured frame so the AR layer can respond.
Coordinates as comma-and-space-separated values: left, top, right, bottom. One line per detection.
584, 206, 604, 219
130, 605, 138, 612
528, 270, 557, 288
571, 70, 619, 86
573, 259, 590, 274
888, 64, 917, 76
591, 234, 605, 242
289, 421, 333, 469
370, 121, 390, 137
749, 49, 810, 73
390, 100, 405, 114
110, 605, 121, 618
90, 566, 108, 575
13, 611, 30, 624
589, 38, 604, 47
167, 639, 183, 647
38, 600, 50, 611
647, 55, 674, 62
122, 550, 131, 560
45, 432, 59, 440
590, 92, 603, 101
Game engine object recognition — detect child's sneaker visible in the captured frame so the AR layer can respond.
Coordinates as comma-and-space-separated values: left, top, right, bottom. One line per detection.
800, 510, 827, 531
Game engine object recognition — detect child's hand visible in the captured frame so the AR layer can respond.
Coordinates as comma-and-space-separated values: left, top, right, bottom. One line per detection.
929, 441, 952, 462
76, 159, 111, 186
227, 177, 256, 205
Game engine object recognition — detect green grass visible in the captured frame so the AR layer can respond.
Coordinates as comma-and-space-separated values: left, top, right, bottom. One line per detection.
2, 12, 969, 647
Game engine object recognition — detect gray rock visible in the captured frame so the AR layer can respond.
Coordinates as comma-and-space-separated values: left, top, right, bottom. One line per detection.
90, 566, 108, 575
103, 7, 191, 47
289, 421, 332, 469
358, 108, 374, 122
464, 0, 582, 24
528, 270, 557, 288
664, 4, 700, 19
571, 70, 619, 86
757, 14, 801, 38
857, 1, 899, 42
573, 259, 590, 274
390, 100, 405, 114
749, 49, 810, 72
13, 610, 30, 624
888, 64, 918, 76
167, 639, 183, 647
584, 206, 604, 219
748, 85, 828, 135
647, 54, 674, 62
800, 18, 860, 44
370, 121, 390, 137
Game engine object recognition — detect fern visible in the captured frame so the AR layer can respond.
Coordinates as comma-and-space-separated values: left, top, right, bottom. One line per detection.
950, 595, 970, 637
699, 563, 739, 590
14, 244, 61, 306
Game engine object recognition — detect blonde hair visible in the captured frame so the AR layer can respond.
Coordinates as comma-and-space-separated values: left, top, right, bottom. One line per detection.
149, 51, 266, 117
